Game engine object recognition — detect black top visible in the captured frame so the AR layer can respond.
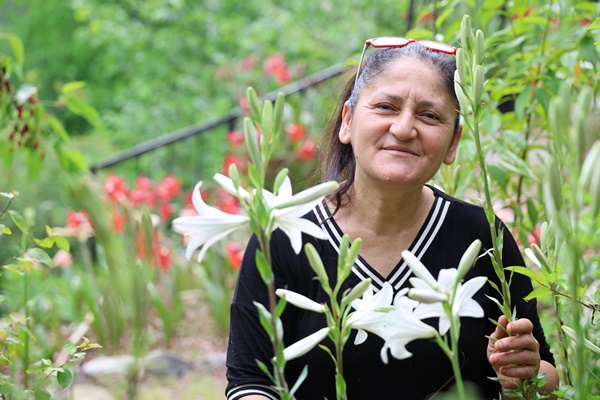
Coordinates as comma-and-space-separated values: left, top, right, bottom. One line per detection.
226, 186, 555, 400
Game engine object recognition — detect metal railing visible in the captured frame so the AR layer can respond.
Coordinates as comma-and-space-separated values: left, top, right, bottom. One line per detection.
89, 63, 345, 174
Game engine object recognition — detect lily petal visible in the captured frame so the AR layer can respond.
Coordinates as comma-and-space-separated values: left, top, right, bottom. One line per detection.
282, 327, 331, 361
402, 250, 439, 290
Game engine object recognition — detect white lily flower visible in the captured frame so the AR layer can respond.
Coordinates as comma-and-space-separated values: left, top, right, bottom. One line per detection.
172, 182, 250, 262
266, 177, 338, 254
402, 250, 440, 290
282, 327, 331, 361
276, 289, 326, 313
380, 293, 437, 363
347, 282, 394, 345
412, 268, 487, 334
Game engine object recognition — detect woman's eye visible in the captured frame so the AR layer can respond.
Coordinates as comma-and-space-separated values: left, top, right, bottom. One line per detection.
422, 112, 440, 121
375, 103, 395, 111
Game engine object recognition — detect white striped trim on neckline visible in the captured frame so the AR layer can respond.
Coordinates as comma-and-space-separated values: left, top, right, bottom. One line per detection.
314, 196, 450, 292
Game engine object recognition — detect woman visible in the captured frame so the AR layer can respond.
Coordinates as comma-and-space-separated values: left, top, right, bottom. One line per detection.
226, 38, 558, 399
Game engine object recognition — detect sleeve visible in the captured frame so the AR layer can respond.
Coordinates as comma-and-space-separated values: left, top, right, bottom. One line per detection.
498, 221, 555, 366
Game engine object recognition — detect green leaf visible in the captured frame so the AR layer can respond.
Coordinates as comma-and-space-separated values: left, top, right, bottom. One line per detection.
35, 237, 55, 249
64, 341, 77, 355
255, 250, 272, 285
54, 236, 70, 252
57, 368, 73, 389
0, 33, 25, 66
524, 287, 553, 301
3, 264, 25, 276
8, 210, 28, 234
34, 388, 51, 400
26, 247, 53, 267
61, 81, 87, 94
505, 266, 536, 280
0, 224, 11, 235
487, 165, 507, 193
46, 115, 70, 142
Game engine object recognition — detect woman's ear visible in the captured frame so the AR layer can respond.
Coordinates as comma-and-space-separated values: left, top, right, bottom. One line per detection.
338, 101, 352, 144
443, 125, 463, 165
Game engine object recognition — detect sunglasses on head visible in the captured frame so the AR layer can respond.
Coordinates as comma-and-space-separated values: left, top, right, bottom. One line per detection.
355, 37, 457, 86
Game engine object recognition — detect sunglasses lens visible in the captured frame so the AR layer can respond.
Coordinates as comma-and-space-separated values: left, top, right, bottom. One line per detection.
368, 37, 410, 48
418, 40, 456, 54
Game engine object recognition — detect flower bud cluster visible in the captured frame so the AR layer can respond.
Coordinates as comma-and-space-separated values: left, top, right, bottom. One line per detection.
1, 63, 43, 157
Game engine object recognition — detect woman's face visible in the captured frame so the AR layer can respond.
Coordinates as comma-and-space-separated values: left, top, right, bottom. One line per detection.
339, 56, 461, 191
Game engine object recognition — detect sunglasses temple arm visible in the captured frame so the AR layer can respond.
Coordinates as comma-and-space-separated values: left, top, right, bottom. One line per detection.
354, 43, 369, 87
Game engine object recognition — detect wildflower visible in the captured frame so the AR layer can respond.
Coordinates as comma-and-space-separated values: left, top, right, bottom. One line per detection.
174, 175, 338, 261
227, 130, 245, 147
52, 249, 72, 268
103, 174, 128, 204
264, 176, 337, 254
282, 327, 331, 361
225, 241, 244, 270
410, 268, 487, 335
287, 123, 305, 143
380, 293, 438, 363
347, 282, 394, 345
298, 137, 317, 160
172, 182, 250, 262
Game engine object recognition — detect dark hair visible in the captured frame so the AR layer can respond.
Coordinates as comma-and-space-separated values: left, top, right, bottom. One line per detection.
320, 42, 460, 215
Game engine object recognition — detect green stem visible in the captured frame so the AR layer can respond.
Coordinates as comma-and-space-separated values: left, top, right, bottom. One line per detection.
256, 229, 291, 398
23, 272, 29, 391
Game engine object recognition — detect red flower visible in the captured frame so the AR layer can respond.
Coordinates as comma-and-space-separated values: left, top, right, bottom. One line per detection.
264, 54, 287, 75
135, 175, 153, 190
130, 188, 156, 207
159, 202, 173, 222
264, 54, 290, 85
227, 130, 244, 147
216, 188, 241, 215
67, 209, 92, 230
298, 137, 318, 160
223, 154, 246, 175
527, 227, 541, 246
225, 241, 244, 270
239, 97, 250, 114
111, 209, 126, 233
238, 55, 259, 71
287, 123, 305, 143
156, 174, 182, 202
103, 174, 128, 204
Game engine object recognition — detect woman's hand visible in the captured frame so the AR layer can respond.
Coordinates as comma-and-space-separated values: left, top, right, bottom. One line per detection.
487, 315, 541, 389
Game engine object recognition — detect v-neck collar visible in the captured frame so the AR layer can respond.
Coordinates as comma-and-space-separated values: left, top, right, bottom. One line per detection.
314, 190, 451, 292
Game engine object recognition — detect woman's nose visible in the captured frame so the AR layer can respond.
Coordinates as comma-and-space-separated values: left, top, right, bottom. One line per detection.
389, 111, 417, 139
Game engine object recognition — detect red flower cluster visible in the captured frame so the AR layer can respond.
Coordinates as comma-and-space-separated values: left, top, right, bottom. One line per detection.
99, 173, 183, 270
264, 54, 290, 86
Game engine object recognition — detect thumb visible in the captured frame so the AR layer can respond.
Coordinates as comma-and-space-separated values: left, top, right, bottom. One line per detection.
490, 315, 510, 342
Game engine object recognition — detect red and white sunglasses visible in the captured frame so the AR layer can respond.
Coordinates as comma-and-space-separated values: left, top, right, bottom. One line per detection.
355, 37, 457, 86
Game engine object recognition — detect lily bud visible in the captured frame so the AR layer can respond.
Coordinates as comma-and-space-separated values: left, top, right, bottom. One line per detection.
408, 288, 448, 304
472, 65, 485, 104
475, 30, 485, 65
281, 327, 331, 361
274, 180, 339, 209
546, 159, 563, 214
562, 325, 600, 355
456, 49, 468, 88
455, 239, 482, 284
454, 72, 470, 115
579, 141, 600, 189
276, 289, 327, 313
460, 15, 474, 51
